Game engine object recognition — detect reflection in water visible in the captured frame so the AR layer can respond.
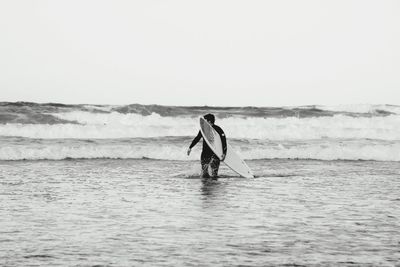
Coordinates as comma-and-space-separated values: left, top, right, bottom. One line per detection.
200, 178, 230, 205
200, 178, 221, 197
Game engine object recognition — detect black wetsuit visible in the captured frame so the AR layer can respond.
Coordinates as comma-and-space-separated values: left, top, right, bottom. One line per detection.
189, 125, 227, 177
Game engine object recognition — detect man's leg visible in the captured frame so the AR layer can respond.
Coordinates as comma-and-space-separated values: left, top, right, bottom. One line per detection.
200, 156, 211, 178
209, 155, 221, 178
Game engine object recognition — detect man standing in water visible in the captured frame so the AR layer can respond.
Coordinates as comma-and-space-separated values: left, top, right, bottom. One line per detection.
187, 114, 227, 178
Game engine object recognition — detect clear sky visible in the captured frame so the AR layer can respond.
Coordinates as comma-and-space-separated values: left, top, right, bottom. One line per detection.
1, 0, 399, 106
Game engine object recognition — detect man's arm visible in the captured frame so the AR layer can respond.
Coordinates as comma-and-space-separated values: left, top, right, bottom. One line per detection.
213, 126, 227, 159
187, 131, 202, 155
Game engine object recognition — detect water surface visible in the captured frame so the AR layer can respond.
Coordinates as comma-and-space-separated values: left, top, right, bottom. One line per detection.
1, 159, 399, 266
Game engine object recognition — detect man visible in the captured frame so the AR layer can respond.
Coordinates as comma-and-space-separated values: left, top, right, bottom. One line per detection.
187, 113, 227, 178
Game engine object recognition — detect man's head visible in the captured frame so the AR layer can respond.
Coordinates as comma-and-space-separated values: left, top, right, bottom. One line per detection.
204, 113, 215, 124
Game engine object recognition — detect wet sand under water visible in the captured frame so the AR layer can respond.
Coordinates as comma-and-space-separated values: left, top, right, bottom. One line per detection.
1, 159, 399, 266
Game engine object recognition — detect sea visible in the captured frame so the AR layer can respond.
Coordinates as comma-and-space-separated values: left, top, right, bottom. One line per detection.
1, 102, 399, 266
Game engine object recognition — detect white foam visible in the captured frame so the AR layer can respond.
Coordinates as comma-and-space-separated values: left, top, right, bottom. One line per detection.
1, 112, 399, 140
1, 140, 399, 161
0, 143, 197, 161
52, 111, 174, 126
237, 143, 400, 161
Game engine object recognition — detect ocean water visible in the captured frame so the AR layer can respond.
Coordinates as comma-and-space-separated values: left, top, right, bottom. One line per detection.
1, 102, 400, 266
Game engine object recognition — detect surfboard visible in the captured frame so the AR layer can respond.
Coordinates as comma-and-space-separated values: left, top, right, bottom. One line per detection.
199, 117, 254, 178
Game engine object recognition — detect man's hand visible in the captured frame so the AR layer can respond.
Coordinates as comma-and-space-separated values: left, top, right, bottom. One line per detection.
187, 148, 191, 156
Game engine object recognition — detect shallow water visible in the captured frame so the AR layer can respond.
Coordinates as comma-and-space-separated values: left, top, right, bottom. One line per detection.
1, 159, 399, 266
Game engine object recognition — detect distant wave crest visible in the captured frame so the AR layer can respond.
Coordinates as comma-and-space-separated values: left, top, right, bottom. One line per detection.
1, 102, 398, 124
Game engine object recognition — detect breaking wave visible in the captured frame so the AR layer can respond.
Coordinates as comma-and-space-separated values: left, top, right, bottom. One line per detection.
0, 112, 399, 140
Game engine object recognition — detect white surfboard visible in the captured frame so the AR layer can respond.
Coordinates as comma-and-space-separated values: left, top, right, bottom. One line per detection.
199, 117, 254, 178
